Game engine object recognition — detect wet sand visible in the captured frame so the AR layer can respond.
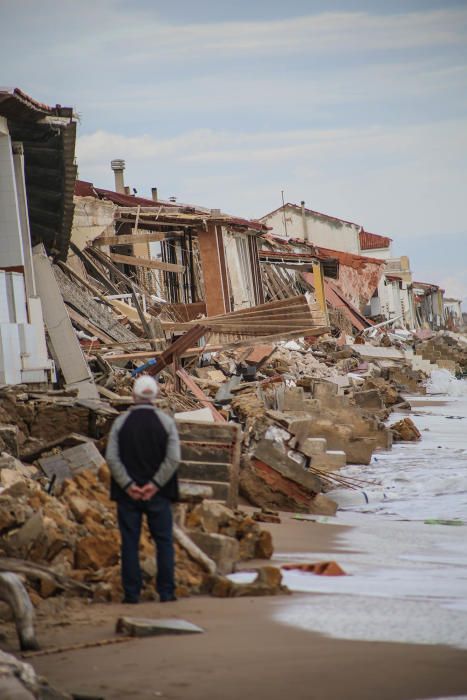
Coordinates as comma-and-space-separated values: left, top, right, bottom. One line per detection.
17, 514, 467, 700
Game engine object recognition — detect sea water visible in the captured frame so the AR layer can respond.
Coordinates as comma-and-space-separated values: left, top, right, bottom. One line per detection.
232, 380, 467, 650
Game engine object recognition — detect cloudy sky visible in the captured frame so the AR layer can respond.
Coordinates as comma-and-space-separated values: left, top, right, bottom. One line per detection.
2, 0, 467, 305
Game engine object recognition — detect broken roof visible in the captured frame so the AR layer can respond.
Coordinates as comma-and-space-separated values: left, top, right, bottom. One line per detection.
312, 245, 386, 269
74, 180, 266, 232
0, 87, 77, 261
260, 235, 385, 270
0, 87, 73, 121
260, 202, 361, 229
359, 230, 392, 250
260, 202, 392, 251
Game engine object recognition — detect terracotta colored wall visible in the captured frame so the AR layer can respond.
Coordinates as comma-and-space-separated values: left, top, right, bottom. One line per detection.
197, 223, 229, 316
334, 260, 384, 311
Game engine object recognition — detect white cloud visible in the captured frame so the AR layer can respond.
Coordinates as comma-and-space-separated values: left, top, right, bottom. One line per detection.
76, 118, 467, 228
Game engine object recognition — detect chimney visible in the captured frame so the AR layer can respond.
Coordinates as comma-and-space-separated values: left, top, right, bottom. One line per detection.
301, 200, 309, 242
111, 159, 126, 194
151, 187, 158, 202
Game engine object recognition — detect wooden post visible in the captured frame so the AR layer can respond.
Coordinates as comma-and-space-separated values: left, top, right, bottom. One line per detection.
227, 423, 242, 510
312, 260, 328, 325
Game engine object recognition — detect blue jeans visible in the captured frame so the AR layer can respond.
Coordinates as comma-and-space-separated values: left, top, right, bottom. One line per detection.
117, 495, 175, 601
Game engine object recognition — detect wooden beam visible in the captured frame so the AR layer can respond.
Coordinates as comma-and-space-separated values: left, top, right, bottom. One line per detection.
102, 344, 224, 362
130, 284, 159, 351
110, 253, 185, 274
92, 232, 167, 246
66, 306, 115, 344
176, 368, 226, 423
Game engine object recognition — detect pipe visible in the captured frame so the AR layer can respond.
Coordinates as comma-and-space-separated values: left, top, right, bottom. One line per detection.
301, 200, 309, 242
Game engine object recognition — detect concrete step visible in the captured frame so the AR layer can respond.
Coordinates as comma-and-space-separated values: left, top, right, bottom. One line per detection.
310, 450, 346, 472
180, 479, 230, 502
301, 437, 327, 457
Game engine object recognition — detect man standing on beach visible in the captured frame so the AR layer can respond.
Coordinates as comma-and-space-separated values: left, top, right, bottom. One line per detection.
105, 375, 180, 603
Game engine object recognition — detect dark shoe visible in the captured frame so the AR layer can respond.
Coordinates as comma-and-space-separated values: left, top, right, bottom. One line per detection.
160, 594, 177, 603
122, 597, 139, 604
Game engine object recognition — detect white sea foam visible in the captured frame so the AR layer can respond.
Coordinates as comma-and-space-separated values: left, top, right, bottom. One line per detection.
262, 391, 467, 649
427, 369, 467, 396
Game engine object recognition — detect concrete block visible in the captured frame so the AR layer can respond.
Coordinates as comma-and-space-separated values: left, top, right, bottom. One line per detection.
311, 450, 346, 471
188, 531, 240, 575
116, 617, 204, 637
38, 441, 105, 483
308, 493, 338, 516
301, 438, 327, 457
283, 387, 305, 411
313, 381, 338, 399
354, 390, 384, 410
253, 440, 322, 493
178, 481, 214, 503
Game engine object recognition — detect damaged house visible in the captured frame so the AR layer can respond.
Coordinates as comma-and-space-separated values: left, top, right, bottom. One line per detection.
0, 88, 76, 386
259, 201, 427, 331
71, 161, 267, 321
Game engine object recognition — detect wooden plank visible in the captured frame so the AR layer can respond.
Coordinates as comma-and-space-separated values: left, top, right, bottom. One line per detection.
101, 345, 224, 362
130, 283, 158, 350
92, 232, 167, 246
146, 326, 206, 376
176, 421, 237, 441
56, 261, 113, 307
54, 265, 140, 345
66, 306, 115, 344
176, 368, 226, 423
110, 253, 185, 273
69, 243, 120, 295
227, 423, 241, 509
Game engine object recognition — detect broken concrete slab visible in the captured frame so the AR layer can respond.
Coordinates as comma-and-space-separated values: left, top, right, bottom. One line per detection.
214, 375, 241, 405
301, 437, 327, 457
354, 389, 384, 410
38, 441, 105, 483
253, 440, 322, 493
116, 616, 204, 637
188, 531, 240, 575
311, 450, 346, 472
178, 482, 214, 503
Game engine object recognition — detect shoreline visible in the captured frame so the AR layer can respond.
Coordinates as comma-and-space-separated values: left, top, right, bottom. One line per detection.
12, 510, 467, 700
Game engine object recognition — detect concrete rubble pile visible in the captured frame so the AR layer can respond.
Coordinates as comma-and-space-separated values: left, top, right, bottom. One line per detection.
2, 241, 465, 618
0, 459, 274, 609
414, 332, 467, 376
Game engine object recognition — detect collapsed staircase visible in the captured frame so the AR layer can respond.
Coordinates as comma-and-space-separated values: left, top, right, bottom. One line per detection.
301, 436, 346, 473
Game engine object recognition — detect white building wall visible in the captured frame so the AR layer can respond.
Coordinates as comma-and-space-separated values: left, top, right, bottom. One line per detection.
261, 208, 360, 254
71, 196, 116, 250
359, 247, 391, 260
0, 120, 55, 385
0, 128, 25, 268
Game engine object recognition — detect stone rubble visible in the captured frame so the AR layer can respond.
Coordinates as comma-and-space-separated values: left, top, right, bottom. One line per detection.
0, 325, 464, 631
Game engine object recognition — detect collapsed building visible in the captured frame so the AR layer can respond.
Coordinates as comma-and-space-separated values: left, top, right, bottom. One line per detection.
0, 90, 465, 654
0, 88, 76, 386
259, 201, 450, 332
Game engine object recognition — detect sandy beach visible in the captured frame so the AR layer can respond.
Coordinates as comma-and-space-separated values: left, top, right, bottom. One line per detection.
2, 508, 459, 700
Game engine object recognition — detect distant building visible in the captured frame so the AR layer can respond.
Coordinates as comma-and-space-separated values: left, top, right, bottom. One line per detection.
412, 282, 445, 330
443, 297, 463, 330
260, 201, 392, 257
